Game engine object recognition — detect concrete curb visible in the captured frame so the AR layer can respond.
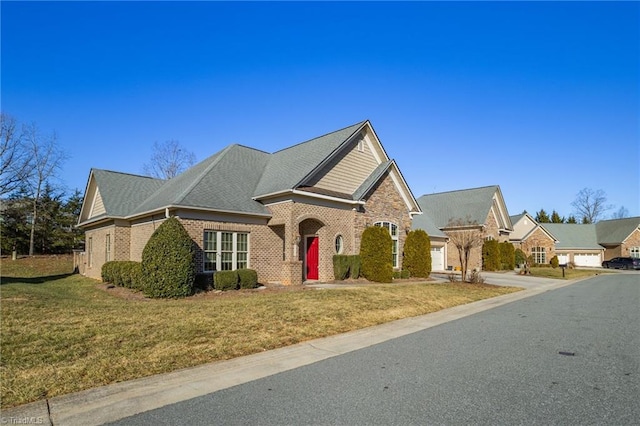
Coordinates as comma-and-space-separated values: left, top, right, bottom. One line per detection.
1, 278, 582, 426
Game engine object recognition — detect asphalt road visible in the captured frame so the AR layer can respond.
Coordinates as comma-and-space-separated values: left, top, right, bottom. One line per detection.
110, 273, 639, 425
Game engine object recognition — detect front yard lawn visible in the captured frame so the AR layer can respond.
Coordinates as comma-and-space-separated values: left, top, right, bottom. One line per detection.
1, 256, 520, 408
528, 267, 610, 279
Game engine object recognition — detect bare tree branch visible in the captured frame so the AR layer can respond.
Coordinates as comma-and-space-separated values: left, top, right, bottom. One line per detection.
22, 122, 67, 256
445, 217, 484, 282
0, 113, 33, 196
571, 188, 612, 224
611, 206, 629, 219
143, 139, 196, 179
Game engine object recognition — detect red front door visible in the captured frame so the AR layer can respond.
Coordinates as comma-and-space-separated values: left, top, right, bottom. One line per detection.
306, 236, 319, 280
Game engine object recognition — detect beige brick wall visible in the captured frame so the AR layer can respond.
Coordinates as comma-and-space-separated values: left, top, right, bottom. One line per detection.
621, 228, 640, 258
521, 227, 556, 262
83, 224, 116, 280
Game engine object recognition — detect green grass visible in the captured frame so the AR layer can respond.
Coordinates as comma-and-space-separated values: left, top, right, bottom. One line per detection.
0, 256, 521, 408
528, 266, 610, 279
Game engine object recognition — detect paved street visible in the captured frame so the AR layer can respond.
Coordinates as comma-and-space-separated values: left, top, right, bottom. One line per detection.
110, 274, 639, 425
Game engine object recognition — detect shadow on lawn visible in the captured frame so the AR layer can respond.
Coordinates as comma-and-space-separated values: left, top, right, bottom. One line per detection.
0, 272, 76, 285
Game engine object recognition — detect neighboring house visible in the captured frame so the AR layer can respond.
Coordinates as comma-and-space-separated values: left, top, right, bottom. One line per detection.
413, 185, 513, 271
595, 217, 640, 261
539, 223, 604, 267
510, 216, 640, 267
509, 212, 558, 264
76, 120, 422, 286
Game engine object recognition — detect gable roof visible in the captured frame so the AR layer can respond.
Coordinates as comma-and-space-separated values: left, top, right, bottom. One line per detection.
540, 223, 602, 250
509, 212, 558, 242
80, 169, 165, 222
78, 120, 420, 226
595, 216, 640, 245
254, 121, 367, 198
131, 145, 271, 217
416, 185, 512, 230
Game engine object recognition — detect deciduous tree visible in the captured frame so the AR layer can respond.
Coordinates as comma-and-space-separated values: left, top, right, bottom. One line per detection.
571, 188, 611, 224
445, 218, 484, 282
143, 139, 196, 179
0, 113, 33, 196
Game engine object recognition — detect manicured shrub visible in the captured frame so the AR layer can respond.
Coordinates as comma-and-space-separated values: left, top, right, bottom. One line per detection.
333, 255, 351, 280
101, 261, 143, 290
349, 255, 361, 279
482, 239, 500, 271
214, 270, 239, 291
403, 230, 431, 278
500, 241, 516, 270
333, 255, 362, 280
393, 270, 411, 279
238, 269, 258, 289
360, 226, 393, 283
550, 255, 559, 269
515, 249, 527, 267
141, 217, 196, 298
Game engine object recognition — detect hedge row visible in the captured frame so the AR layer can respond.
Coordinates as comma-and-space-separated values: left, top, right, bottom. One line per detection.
332, 255, 361, 280
213, 269, 259, 291
101, 261, 143, 290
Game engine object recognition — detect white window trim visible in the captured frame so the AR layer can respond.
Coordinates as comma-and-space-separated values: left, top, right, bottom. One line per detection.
203, 231, 250, 272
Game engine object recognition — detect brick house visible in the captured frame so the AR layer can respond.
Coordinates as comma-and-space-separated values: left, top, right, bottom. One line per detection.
595, 217, 640, 261
509, 212, 558, 264
76, 120, 421, 286
412, 185, 513, 272
510, 215, 640, 267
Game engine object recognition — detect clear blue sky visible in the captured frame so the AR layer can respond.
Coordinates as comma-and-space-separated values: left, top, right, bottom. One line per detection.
2, 1, 638, 219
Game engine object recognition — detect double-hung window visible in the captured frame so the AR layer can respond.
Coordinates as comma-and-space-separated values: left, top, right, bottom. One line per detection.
204, 231, 249, 272
631, 247, 640, 258
374, 221, 399, 268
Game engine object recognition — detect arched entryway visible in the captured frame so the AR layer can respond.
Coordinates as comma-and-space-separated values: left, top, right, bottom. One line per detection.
298, 216, 324, 282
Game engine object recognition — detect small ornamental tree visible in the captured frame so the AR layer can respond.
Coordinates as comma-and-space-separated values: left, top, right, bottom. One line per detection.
360, 226, 393, 283
141, 216, 196, 298
403, 229, 432, 278
482, 239, 500, 271
515, 248, 527, 266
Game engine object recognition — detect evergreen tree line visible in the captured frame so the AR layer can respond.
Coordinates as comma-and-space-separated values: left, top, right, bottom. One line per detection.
1, 183, 83, 255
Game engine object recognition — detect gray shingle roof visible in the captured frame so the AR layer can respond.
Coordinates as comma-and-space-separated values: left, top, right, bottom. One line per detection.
131, 145, 271, 217
411, 212, 447, 238
541, 223, 602, 249
416, 185, 501, 228
92, 169, 165, 217
595, 217, 640, 245
352, 160, 392, 201
254, 121, 367, 197
81, 121, 391, 224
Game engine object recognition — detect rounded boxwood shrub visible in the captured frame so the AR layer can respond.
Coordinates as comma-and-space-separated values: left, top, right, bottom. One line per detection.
141, 217, 196, 298
360, 226, 393, 283
550, 255, 559, 268
214, 270, 239, 291
238, 269, 258, 289
403, 229, 432, 278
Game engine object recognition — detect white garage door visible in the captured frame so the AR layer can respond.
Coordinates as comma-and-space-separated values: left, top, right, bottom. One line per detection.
574, 253, 601, 267
557, 254, 569, 265
431, 247, 444, 271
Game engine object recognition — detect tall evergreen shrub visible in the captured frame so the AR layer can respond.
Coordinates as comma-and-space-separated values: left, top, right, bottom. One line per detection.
141, 217, 196, 298
403, 230, 432, 278
500, 241, 516, 270
360, 226, 393, 283
482, 239, 500, 271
